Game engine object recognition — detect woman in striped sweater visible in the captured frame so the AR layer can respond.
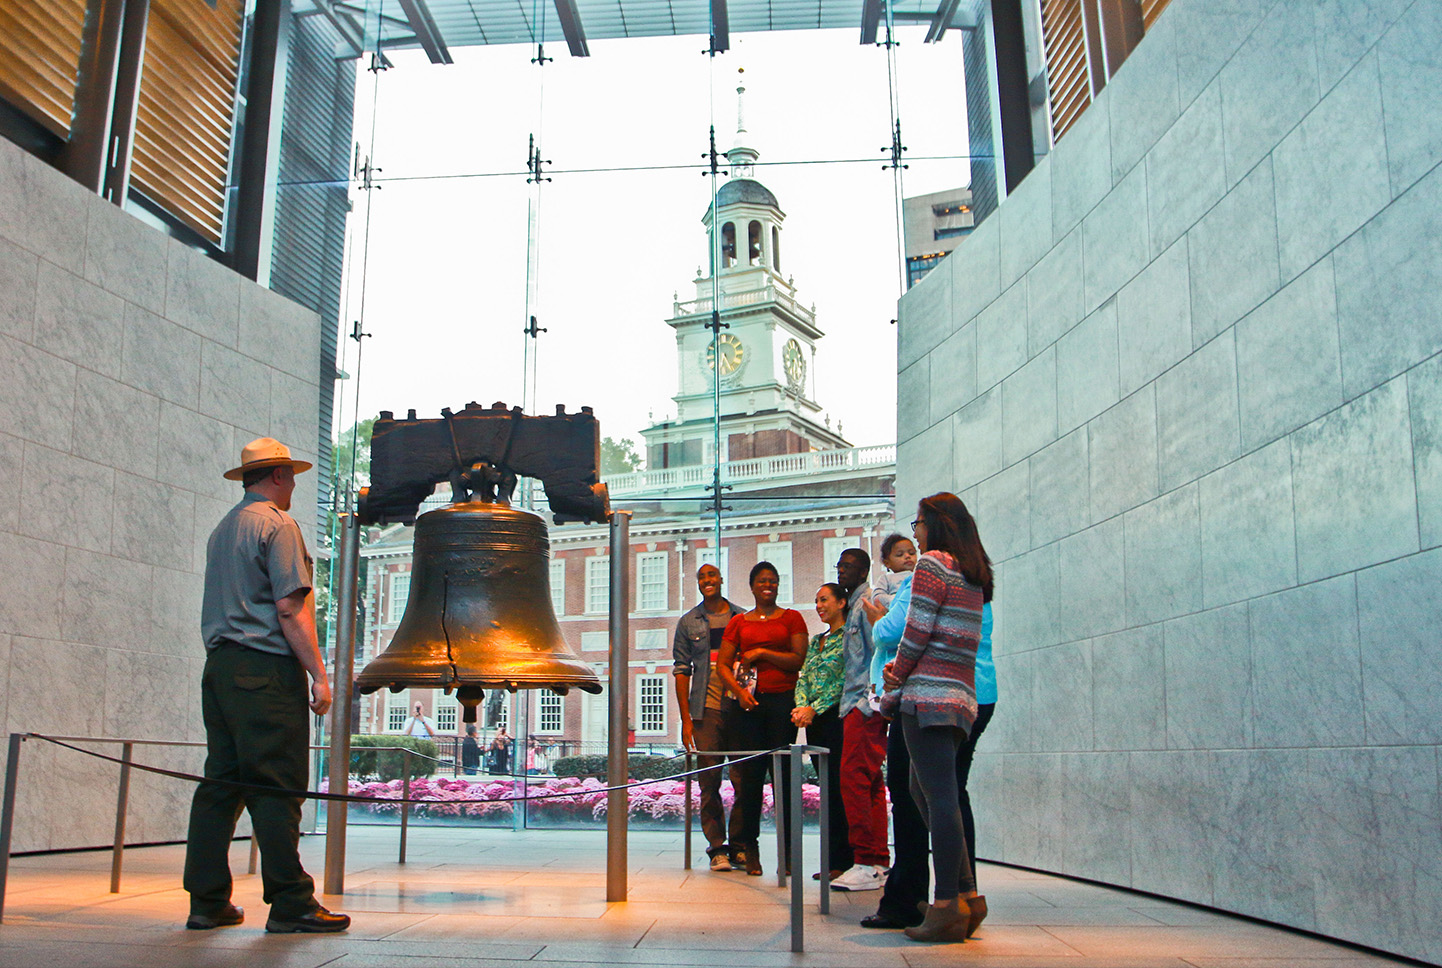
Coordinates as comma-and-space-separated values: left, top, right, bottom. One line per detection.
879, 492, 993, 942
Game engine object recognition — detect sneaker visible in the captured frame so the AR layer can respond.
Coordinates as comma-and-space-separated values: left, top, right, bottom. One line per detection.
709, 852, 733, 872
830, 864, 886, 892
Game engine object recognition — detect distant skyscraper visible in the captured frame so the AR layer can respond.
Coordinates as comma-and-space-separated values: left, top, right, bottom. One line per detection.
902, 187, 975, 289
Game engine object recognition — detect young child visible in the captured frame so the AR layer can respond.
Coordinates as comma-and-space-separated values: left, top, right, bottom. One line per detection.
870, 532, 917, 610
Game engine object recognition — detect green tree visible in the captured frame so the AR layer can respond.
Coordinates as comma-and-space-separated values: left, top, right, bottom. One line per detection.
334, 416, 375, 489
601, 436, 643, 475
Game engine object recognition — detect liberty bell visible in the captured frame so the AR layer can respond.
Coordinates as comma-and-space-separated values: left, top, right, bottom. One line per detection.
353, 403, 611, 722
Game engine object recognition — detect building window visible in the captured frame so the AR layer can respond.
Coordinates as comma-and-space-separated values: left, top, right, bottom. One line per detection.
721, 221, 736, 268
932, 201, 970, 217
550, 558, 565, 615
696, 546, 730, 604
636, 628, 667, 650
772, 225, 780, 271
486, 692, 510, 731
906, 252, 947, 289
934, 225, 972, 240
386, 692, 409, 733
748, 220, 763, 265
387, 571, 411, 624
755, 541, 793, 603
581, 630, 609, 652
436, 692, 458, 733
822, 537, 855, 584
537, 692, 563, 734
637, 552, 668, 611
586, 556, 610, 614
637, 675, 667, 735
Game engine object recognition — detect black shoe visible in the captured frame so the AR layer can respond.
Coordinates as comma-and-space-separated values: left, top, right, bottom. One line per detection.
186, 903, 243, 930
265, 906, 350, 934
861, 910, 922, 930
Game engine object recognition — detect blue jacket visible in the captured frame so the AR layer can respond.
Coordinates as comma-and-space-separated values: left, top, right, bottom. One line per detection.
872, 573, 996, 705
671, 597, 739, 721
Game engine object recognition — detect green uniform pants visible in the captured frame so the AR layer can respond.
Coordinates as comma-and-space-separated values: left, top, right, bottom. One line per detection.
183, 643, 318, 919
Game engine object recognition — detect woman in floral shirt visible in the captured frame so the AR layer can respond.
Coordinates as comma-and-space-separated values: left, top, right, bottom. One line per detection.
792, 582, 852, 880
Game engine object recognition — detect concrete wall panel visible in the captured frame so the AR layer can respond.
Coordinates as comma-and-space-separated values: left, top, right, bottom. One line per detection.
0, 135, 323, 852
894, 0, 1442, 955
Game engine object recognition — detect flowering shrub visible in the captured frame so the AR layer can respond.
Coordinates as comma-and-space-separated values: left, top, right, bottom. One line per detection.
321, 775, 825, 825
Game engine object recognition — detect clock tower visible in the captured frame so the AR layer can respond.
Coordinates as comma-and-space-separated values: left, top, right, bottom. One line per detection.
642, 73, 849, 469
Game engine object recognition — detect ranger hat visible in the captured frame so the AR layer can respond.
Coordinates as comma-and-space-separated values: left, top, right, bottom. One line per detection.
224, 437, 314, 481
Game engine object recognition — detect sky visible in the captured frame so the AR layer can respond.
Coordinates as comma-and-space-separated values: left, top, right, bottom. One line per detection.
333, 26, 971, 456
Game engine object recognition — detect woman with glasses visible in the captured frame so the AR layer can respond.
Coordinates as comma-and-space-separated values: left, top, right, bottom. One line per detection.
716, 560, 809, 876
878, 493, 993, 942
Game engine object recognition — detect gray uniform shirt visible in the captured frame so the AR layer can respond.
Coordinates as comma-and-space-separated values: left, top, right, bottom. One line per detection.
201, 492, 313, 656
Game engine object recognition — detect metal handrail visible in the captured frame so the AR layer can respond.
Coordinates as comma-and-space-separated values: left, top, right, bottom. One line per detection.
0, 734, 832, 951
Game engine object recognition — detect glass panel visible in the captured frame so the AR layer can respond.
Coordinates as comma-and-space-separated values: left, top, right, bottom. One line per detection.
315, 8, 974, 834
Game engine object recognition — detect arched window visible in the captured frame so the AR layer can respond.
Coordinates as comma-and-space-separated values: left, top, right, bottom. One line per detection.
748, 221, 763, 265
721, 222, 736, 268
772, 226, 781, 272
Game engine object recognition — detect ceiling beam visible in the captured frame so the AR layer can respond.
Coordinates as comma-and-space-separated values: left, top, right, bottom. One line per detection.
859, 0, 882, 44
396, 0, 453, 63
924, 0, 961, 42
553, 0, 590, 56
301, 0, 367, 58
710, 0, 730, 53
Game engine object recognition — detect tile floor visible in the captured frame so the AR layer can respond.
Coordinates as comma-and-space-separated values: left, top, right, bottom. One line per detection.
0, 826, 1417, 967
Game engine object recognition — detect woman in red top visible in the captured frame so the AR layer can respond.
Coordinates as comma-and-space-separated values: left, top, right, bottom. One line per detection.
716, 560, 809, 876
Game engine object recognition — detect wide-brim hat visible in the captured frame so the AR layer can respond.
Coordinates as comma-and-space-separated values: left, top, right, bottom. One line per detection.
224, 437, 314, 481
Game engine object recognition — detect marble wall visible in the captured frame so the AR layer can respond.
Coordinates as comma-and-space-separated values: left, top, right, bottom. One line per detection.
895, 0, 1442, 961
0, 137, 322, 851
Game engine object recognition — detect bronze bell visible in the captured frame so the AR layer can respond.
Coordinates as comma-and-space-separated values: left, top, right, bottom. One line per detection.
356, 501, 602, 722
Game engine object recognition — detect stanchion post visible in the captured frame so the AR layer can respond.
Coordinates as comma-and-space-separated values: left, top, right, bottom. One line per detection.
606, 510, 631, 903
398, 748, 412, 864
323, 510, 361, 895
109, 742, 133, 893
771, 750, 786, 888
683, 750, 693, 871
816, 747, 829, 915
0, 733, 25, 923
789, 744, 804, 952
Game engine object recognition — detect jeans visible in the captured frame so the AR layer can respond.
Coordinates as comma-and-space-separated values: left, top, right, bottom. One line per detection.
691, 702, 744, 856
902, 713, 974, 900
729, 691, 798, 865
875, 703, 994, 918
840, 708, 889, 866
807, 706, 852, 872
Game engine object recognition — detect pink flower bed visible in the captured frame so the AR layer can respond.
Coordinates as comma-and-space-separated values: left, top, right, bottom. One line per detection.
320, 776, 823, 824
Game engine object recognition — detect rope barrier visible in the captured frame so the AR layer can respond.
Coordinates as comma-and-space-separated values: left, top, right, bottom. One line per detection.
25, 734, 802, 808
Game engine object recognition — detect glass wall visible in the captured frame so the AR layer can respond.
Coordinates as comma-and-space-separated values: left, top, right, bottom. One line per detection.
314, 5, 970, 831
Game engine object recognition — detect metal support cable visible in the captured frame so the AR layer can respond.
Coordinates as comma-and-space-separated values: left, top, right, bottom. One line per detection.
26, 733, 800, 807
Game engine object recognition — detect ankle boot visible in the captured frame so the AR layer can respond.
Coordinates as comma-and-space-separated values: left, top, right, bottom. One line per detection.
904, 902, 966, 942
965, 895, 988, 938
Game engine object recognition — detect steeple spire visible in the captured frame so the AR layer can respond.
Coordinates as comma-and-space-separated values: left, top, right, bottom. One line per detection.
727, 67, 758, 178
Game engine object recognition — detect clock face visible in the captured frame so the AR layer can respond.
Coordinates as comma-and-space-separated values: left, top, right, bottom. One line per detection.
705, 333, 745, 380
783, 338, 806, 391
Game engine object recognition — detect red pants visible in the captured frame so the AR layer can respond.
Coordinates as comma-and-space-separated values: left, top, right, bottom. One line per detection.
841, 708, 890, 866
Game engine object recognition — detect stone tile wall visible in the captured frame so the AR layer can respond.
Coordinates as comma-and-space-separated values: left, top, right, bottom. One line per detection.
0, 137, 322, 851
894, 0, 1442, 961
